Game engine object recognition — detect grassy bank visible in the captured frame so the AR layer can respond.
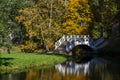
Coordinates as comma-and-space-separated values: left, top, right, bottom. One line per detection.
0, 52, 67, 74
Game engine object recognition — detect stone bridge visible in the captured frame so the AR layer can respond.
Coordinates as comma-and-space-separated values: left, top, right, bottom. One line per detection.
54, 35, 108, 54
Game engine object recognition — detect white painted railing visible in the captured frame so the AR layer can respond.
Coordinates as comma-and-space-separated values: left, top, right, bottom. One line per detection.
55, 35, 66, 49
66, 35, 90, 42
55, 35, 90, 50
65, 35, 91, 52
55, 35, 107, 52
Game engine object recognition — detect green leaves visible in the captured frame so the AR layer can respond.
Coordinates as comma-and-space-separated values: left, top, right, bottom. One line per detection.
0, 0, 35, 47
89, 0, 118, 38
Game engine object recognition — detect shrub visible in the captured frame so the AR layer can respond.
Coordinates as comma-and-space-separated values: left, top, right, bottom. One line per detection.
21, 40, 37, 53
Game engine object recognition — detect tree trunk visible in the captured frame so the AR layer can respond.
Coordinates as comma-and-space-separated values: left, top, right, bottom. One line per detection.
40, 27, 49, 52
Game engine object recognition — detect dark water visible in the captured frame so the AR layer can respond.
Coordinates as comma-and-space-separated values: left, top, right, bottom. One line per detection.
0, 57, 120, 80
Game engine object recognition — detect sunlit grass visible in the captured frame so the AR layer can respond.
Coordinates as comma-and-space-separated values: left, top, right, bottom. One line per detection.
0, 52, 67, 74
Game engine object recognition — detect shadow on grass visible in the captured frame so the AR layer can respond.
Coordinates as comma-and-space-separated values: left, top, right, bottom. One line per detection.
37, 52, 67, 57
36, 52, 75, 61
0, 58, 14, 66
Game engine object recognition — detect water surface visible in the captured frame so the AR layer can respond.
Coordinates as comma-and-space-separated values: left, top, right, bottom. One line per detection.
0, 57, 120, 80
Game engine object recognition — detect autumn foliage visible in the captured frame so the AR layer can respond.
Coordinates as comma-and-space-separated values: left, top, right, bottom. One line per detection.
15, 0, 119, 52
15, 0, 93, 52
62, 0, 92, 35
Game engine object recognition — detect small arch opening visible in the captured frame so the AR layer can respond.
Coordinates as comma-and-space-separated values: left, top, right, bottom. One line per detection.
71, 45, 94, 56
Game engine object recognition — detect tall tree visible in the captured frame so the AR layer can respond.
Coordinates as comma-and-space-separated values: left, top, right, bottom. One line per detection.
62, 0, 92, 35
16, 0, 66, 52
0, 0, 34, 45
89, 0, 118, 38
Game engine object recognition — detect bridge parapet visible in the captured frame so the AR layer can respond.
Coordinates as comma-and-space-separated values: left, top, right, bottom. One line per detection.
54, 35, 108, 53
66, 35, 90, 42
65, 35, 95, 52
55, 35, 66, 49
55, 35, 92, 50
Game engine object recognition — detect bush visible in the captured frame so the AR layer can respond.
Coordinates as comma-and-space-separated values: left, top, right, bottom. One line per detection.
21, 40, 37, 53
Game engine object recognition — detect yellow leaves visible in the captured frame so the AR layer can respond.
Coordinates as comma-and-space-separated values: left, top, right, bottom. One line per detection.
77, 27, 88, 35
69, 0, 79, 7
29, 31, 37, 37
16, 6, 41, 52
63, 19, 79, 35
63, 0, 92, 35
63, 20, 75, 26
21, 40, 37, 52
15, 0, 93, 51
16, 5, 41, 38
45, 38, 54, 50
16, 0, 68, 51
16, 15, 26, 22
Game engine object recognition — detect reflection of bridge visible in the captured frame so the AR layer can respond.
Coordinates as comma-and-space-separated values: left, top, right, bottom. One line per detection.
55, 57, 107, 76
54, 35, 108, 54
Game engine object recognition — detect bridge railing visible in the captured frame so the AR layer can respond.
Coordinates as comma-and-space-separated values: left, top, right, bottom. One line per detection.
93, 37, 104, 47
55, 35, 66, 49
55, 35, 92, 51
66, 35, 90, 41
65, 35, 91, 52
55, 35, 107, 52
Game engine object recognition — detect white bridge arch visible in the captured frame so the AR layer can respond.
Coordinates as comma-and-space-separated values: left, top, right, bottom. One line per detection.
54, 35, 108, 54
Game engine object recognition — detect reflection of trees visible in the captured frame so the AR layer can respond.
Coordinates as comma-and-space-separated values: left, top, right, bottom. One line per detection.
0, 72, 26, 80
25, 68, 63, 80
26, 71, 39, 80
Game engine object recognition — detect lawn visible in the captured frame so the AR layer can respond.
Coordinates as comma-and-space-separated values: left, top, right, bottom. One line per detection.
0, 52, 67, 74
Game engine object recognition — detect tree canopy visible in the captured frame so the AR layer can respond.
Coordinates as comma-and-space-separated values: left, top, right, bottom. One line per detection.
0, 0, 119, 52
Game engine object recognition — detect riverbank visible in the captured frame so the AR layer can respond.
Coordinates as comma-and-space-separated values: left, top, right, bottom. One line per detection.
0, 52, 67, 74
99, 34, 120, 57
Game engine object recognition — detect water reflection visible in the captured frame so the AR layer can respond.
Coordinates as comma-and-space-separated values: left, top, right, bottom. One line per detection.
55, 57, 120, 80
55, 61, 90, 75
0, 57, 120, 80
55, 57, 107, 76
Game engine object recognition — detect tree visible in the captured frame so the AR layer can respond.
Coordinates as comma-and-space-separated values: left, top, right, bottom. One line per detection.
0, 0, 34, 48
62, 0, 92, 35
16, 0, 67, 52
89, 0, 118, 39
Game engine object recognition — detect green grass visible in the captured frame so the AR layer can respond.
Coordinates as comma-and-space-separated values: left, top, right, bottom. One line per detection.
0, 52, 67, 74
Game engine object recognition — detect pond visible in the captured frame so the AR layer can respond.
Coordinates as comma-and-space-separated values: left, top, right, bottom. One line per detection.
0, 56, 120, 80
